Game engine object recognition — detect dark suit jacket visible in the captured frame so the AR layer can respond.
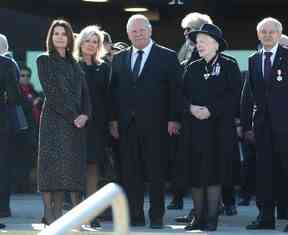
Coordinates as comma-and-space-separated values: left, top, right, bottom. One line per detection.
243, 45, 288, 133
110, 43, 182, 132
0, 55, 21, 133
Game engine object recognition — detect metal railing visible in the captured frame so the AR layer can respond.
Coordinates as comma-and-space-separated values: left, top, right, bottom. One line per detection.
38, 183, 130, 235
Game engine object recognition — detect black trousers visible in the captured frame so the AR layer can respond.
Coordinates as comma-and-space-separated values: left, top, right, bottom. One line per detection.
240, 140, 256, 199
222, 186, 235, 206
119, 119, 166, 221
255, 129, 288, 219
0, 133, 11, 216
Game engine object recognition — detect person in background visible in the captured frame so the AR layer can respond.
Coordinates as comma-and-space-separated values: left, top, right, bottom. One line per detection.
74, 25, 110, 228
102, 31, 113, 63
0, 33, 22, 229
36, 19, 91, 225
11, 63, 42, 193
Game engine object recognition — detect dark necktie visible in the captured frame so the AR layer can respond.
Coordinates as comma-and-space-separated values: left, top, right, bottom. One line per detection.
263, 51, 272, 81
132, 50, 143, 81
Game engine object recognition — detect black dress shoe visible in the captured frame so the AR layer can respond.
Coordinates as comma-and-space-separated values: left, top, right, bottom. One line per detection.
284, 224, 288, 232
175, 209, 194, 223
238, 198, 250, 206
150, 218, 163, 229
246, 220, 275, 230
184, 217, 205, 230
0, 223, 5, 229
167, 197, 183, 210
224, 205, 238, 216
90, 218, 101, 228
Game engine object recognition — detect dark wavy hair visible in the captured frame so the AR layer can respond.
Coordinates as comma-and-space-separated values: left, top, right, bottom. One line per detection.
46, 19, 74, 57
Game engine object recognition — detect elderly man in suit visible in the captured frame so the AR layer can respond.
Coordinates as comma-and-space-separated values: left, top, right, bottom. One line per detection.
242, 17, 288, 232
0, 33, 22, 229
110, 14, 181, 229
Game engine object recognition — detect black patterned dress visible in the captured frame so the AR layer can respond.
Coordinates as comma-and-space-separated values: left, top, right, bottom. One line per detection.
37, 52, 91, 192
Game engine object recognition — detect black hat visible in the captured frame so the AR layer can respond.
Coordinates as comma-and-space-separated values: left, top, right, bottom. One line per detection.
188, 23, 228, 51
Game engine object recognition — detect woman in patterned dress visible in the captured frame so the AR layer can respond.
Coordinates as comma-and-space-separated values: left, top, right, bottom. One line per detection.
37, 19, 91, 224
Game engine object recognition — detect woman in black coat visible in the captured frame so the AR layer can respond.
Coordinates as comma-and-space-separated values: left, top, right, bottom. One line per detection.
182, 24, 241, 231
74, 25, 110, 227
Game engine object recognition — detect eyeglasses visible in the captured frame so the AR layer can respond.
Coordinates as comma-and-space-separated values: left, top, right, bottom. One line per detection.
20, 73, 31, 78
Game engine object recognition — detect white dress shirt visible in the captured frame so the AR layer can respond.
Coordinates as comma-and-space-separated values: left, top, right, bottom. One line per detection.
131, 40, 153, 76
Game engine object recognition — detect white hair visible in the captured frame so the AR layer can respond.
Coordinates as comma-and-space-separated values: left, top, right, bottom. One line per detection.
126, 14, 152, 32
181, 12, 213, 30
256, 17, 283, 33
279, 34, 288, 48
0, 33, 9, 55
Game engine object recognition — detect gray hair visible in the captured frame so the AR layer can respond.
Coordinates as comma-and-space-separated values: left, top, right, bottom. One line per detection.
126, 14, 152, 32
279, 34, 288, 48
181, 12, 213, 30
0, 33, 9, 55
74, 25, 105, 63
256, 17, 283, 33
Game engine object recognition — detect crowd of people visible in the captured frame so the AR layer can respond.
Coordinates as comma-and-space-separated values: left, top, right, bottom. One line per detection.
0, 12, 288, 232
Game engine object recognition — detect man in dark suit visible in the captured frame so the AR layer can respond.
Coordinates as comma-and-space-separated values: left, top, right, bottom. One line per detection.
242, 17, 288, 231
110, 14, 181, 229
0, 36, 22, 228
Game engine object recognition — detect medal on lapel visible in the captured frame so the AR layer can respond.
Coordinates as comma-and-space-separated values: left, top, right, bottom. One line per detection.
204, 73, 210, 80
213, 63, 221, 76
276, 69, 283, 82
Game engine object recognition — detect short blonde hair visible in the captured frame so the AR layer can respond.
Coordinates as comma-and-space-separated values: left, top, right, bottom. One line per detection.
256, 17, 283, 33
181, 12, 213, 30
74, 25, 105, 63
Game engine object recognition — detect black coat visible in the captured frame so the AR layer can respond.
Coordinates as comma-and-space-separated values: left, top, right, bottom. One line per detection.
0, 55, 21, 196
37, 53, 91, 192
241, 46, 288, 202
80, 61, 110, 163
181, 54, 241, 187
243, 46, 288, 133
110, 43, 182, 133
0, 56, 21, 133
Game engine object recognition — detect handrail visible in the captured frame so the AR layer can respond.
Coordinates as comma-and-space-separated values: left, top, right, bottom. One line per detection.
38, 183, 130, 235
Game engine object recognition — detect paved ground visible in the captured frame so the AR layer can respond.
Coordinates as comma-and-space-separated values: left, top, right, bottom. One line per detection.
0, 193, 288, 234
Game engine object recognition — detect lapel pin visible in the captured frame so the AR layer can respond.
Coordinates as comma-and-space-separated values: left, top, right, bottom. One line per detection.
276, 69, 283, 82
